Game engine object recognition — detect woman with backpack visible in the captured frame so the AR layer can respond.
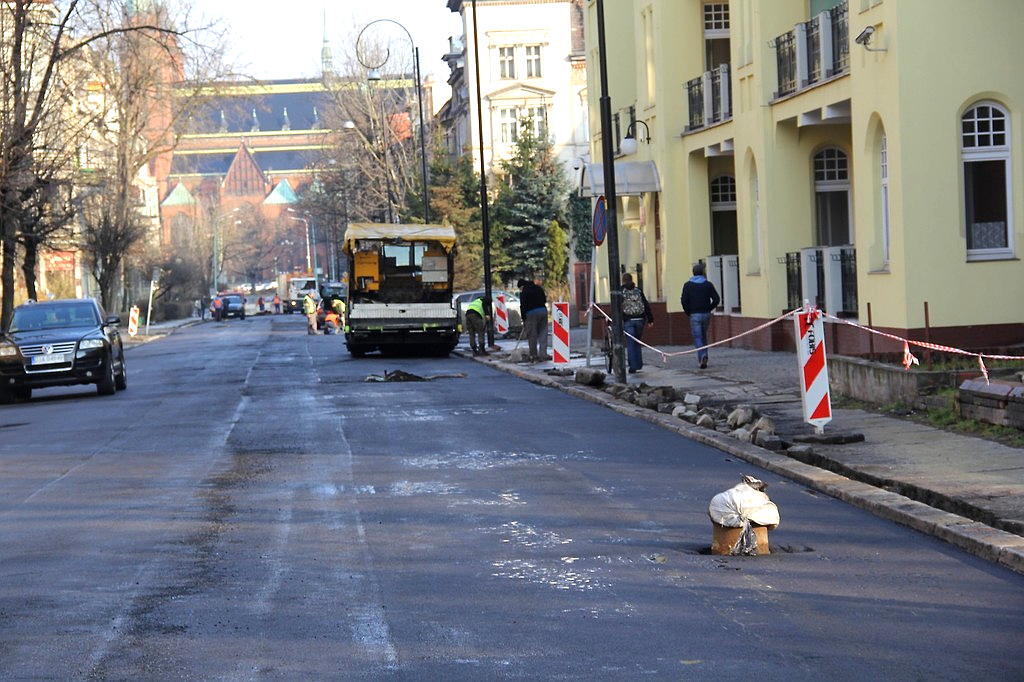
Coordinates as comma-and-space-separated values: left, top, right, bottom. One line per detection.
620, 273, 654, 373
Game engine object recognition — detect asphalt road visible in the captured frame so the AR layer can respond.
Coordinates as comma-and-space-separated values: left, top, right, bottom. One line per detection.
0, 314, 1022, 680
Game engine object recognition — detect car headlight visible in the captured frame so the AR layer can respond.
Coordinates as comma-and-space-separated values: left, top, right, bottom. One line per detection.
78, 338, 105, 350
0, 342, 18, 357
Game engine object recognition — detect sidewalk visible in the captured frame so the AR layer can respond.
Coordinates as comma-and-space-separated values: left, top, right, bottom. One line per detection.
462, 333, 1024, 575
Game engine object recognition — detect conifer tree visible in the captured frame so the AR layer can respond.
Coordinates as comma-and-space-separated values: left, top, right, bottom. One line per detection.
492, 120, 570, 282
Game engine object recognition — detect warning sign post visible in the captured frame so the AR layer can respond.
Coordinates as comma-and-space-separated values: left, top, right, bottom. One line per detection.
794, 305, 832, 433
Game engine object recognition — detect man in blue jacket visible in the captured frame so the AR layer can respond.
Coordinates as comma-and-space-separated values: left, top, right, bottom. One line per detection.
680, 263, 720, 368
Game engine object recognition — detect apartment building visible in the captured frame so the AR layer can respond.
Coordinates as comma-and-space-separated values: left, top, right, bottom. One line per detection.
584, 0, 1024, 356
442, 0, 589, 176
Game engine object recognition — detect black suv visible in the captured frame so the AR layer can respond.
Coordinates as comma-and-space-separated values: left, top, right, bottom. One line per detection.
217, 292, 246, 320
0, 298, 127, 402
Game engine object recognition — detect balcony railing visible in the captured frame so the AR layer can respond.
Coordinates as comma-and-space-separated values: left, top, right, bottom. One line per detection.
772, 1, 849, 100
684, 64, 732, 132
782, 245, 857, 316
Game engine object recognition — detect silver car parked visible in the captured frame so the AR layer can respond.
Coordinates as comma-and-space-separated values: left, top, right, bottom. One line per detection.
452, 290, 523, 337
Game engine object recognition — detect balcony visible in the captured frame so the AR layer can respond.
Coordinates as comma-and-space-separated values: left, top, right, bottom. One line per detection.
782, 246, 857, 316
771, 1, 849, 100
685, 64, 732, 132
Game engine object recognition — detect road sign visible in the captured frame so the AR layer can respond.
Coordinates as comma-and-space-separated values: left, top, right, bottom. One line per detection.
592, 195, 607, 246
552, 302, 570, 364
128, 306, 140, 337
794, 305, 832, 433
494, 294, 509, 335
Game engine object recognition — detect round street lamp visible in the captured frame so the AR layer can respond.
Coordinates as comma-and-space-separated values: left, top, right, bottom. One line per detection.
356, 19, 430, 224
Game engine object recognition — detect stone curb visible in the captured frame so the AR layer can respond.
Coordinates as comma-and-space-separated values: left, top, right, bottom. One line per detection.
472, 352, 1024, 576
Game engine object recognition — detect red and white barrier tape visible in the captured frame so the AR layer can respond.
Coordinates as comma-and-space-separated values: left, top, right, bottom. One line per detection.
590, 301, 1024, 383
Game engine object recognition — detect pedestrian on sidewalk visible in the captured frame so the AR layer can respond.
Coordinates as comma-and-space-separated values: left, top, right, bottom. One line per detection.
621, 273, 654, 373
465, 296, 490, 356
680, 262, 720, 368
518, 277, 548, 362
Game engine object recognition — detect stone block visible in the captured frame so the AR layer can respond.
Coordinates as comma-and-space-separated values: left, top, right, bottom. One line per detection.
574, 368, 606, 387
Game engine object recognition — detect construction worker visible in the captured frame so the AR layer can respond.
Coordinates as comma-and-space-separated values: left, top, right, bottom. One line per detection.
465, 296, 489, 356
303, 290, 318, 335
273, 293, 281, 314
323, 308, 340, 335
332, 296, 346, 327
211, 295, 224, 322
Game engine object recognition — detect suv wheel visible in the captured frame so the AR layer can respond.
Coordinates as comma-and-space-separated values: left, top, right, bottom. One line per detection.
97, 354, 116, 395
115, 356, 128, 391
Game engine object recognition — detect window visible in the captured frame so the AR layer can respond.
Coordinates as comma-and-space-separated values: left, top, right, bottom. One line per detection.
523, 106, 547, 136
961, 103, 1011, 257
710, 175, 738, 255
499, 107, 518, 143
703, 2, 730, 70
499, 46, 515, 79
525, 45, 542, 78
880, 134, 890, 265
814, 147, 851, 246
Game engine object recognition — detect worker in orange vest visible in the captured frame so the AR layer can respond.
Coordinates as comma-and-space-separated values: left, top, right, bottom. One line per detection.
212, 296, 224, 321
273, 293, 281, 314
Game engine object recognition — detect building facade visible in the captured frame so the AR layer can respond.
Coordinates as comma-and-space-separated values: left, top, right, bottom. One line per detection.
442, 0, 589, 176
583, 0, 1024, 356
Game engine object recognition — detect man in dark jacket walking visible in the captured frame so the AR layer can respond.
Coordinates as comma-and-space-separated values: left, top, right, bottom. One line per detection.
680, 263, 720, 368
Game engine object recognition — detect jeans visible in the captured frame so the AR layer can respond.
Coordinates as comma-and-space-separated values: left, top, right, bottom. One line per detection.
624, 317, 646, 370
689, 312, 711, 362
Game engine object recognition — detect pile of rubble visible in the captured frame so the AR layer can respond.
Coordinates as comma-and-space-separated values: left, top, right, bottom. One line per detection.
572, 367, 783, 450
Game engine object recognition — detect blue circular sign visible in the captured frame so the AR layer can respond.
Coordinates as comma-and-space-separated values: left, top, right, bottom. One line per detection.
592, 195, 607, 246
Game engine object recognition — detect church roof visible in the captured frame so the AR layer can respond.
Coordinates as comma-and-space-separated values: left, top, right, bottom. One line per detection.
222, 145, 269, 197
264, 179, 298, 205
161, 181, 195, 206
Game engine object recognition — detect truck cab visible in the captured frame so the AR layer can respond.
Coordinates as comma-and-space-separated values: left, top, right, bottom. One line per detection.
343, 223, 459, 356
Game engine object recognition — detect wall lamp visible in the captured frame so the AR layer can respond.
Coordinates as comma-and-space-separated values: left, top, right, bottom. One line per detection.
854, 25, 887, 52
620, 119, 651, 156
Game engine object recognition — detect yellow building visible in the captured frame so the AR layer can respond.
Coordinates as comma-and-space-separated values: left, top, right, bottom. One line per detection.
583, 0, 1024, 355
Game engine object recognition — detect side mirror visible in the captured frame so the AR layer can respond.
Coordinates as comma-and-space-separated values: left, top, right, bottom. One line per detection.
106, 315, 122, 326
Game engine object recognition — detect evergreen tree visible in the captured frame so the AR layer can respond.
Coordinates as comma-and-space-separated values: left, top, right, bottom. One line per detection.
544, 219, 569, 301
492, 121, 571, 282
565, 193, 594, 263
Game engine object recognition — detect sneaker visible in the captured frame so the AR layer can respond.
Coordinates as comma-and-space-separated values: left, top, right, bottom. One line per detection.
699, 357, 708, 369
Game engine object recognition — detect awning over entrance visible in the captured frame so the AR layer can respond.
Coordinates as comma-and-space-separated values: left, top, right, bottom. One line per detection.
578, 161, 662, 197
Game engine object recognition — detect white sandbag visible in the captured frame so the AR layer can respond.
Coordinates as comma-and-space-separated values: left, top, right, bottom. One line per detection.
708, 475, 780, 529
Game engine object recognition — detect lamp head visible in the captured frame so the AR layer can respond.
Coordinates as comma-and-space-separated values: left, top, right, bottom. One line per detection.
854, 25, 875, 46
367, 68, 382, 82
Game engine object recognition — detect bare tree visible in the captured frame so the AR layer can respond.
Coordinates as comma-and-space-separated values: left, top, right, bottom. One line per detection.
0, 0, 235, 327
74, 0, 233, 310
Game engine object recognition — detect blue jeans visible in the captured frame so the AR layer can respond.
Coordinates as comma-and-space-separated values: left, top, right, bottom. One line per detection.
689, 312, 711, 362
624, 317, 646, 370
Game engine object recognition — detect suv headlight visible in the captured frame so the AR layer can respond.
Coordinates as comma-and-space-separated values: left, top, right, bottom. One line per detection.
0, 342, 18, 357
78, 338, 105, 350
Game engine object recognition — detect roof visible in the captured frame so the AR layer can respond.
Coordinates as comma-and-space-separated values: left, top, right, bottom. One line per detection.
264, 179, 298, 205
343, 223, 457, 253
161, 182, 195, 207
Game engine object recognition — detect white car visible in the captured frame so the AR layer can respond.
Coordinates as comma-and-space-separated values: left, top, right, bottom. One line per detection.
452, 290, 523, 336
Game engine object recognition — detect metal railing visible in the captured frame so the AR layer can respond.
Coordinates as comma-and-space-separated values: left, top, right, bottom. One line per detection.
772, 1, 849, 100
774, 30, 797, 97
830, 2, 849, 76
684, 64, 731, 132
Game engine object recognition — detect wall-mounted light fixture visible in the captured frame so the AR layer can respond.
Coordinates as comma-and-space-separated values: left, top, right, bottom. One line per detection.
854, 25, 887, 52
620, 119, 651, 156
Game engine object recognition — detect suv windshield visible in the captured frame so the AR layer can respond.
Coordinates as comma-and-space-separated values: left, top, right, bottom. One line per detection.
10, 303, 100, 332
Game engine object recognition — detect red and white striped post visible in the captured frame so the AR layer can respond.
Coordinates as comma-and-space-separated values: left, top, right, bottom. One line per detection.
494, 294, 509, 335
794, 304, 832, 433
128, 305, 140, 338
552, 302, 570, 365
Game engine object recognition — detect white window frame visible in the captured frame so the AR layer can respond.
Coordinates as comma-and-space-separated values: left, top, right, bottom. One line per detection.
813, 147, 853, 246
523, 105, 547, 137
498, 46, 516, 80
525, 44, 542, 78
499, 107, 518, 143
880, 133, 890, 265
961, 102, 1013, 260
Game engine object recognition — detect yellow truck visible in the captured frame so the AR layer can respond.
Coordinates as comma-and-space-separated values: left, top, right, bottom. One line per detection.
342, 223, 459, 356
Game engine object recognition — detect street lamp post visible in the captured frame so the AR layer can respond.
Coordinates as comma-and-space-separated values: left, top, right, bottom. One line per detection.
356, 19, 430, 223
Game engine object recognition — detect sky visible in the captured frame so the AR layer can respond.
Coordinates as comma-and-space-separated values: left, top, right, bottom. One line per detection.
207, 1, 464, 83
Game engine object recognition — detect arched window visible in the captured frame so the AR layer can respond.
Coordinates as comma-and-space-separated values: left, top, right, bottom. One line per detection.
880, 133, 890, 265
962, 102, 1012, 258
814, 147, 851, 246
